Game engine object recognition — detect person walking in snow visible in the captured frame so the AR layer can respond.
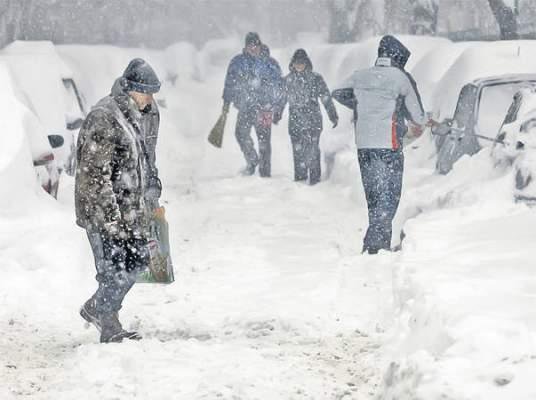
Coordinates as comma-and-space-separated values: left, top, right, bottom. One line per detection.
221, 32, 283, 177
333, 35, 426, 254
276, 49, 338, 185
76, 58, 162, 343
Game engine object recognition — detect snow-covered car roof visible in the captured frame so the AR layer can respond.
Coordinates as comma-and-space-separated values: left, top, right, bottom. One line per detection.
470, 73, 536, 87
2, 40, 74, 79
433, 41, 536, 120
57, 44, 167, 107
0, 60, 50, 167
0, 41, 73, 135
410, 41, 477, 109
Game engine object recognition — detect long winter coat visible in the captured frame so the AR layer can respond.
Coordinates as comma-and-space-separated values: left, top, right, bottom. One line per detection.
111, 78, 161, 209
75, 91, 152, 238
280, 53, 338, 133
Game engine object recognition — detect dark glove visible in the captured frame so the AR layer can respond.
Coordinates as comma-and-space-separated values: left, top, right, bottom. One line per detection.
106, 236, 149, 272
273, 111, 282, 125
146, 176, 162, 201
222, 102, 230, 114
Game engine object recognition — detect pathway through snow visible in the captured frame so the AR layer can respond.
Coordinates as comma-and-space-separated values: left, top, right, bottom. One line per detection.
1, 174, 396, 399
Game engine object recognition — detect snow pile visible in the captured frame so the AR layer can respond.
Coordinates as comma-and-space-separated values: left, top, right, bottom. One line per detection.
370, 136, 536, 399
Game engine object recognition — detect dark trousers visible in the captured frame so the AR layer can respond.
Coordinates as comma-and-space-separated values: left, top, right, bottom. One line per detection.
290, 127, 322, 185
358, 149, 404, 254
235, 108, 272, 177
86, 228, 148, 315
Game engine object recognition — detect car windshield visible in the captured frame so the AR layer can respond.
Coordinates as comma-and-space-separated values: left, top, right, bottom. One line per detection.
453, 84, 477, 129
62, 79, 85, 124
476, 81, 536, 139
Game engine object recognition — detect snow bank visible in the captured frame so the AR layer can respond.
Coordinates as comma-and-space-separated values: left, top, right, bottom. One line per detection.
368, 135, 536, 399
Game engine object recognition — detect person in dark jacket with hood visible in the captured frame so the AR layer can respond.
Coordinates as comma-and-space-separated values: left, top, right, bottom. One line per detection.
76, 58, 162, 343
333, 35, 427, 254
278, 49, 338, 185
222, 32, 283, 177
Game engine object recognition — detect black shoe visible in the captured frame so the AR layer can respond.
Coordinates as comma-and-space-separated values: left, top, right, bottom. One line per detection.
361, 246, 379, 255
100, 313, 142, 343
241, 163, 257, 176
80, 297, 101, 332
103, 330, 143, 343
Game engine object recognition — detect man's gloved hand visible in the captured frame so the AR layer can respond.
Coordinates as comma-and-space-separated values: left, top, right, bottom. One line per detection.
222, 102, 230, 114
273, 110, 282, 125
146, 176, 162, 201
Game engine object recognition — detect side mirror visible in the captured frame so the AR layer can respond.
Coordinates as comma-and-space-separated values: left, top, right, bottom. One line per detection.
67, 118, 84, 131
48, 134, 64, 149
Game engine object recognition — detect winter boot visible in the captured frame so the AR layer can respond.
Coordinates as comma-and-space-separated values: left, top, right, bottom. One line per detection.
100, 313, 142, 343
241, 162, 257, 176
80, 296, 101, 332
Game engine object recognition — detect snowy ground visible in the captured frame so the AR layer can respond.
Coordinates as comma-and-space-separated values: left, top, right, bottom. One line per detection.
1, 38, 536, 399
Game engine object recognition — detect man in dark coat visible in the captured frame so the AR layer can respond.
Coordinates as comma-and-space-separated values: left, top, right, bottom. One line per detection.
278, 49, 338, 185
222, 32, 283, 177
76, 58, 162, 343
333, 36, 426, 254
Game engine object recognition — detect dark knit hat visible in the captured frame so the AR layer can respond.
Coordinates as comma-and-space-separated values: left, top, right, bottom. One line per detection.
121, 58, 161, 94
245, 32, 261, 47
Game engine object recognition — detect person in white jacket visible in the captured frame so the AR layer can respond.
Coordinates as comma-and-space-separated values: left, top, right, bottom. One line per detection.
333, 35, 427, 254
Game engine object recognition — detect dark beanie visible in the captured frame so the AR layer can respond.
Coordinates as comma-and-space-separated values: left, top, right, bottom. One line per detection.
245, 32, 261, 47
121, 58, 161, 94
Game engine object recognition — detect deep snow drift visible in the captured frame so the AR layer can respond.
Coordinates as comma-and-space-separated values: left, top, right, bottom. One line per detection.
1, 37, 535, 399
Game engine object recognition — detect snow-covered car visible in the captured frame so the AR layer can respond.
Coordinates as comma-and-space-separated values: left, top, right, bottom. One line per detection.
492, 86, 536, 202
431, 41, 536, 174
0, 59, 62, 197
0, 41, 87, 184
432, 74, 536, 174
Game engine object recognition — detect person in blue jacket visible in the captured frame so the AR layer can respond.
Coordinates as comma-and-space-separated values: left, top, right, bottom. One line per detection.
222, 32, 283, 177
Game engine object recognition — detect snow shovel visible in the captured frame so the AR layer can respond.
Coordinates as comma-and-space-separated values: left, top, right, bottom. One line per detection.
137, 207, 175, 284
208, 111, 227, 148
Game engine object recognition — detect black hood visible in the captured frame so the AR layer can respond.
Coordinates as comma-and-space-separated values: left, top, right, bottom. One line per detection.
377, 35, 411, 69
289, 48, 313, 72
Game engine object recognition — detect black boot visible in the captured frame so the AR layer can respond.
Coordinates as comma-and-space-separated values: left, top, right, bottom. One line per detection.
80, 296, 101, 332
100, 313, 142, 343
241, 162, 257, 176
